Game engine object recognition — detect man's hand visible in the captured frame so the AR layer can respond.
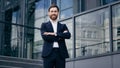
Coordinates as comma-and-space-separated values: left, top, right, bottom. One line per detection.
43, 32, 56, 36
63, 30, 68, 33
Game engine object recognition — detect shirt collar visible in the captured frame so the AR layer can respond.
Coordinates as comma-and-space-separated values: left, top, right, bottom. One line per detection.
49, 18, 58, 24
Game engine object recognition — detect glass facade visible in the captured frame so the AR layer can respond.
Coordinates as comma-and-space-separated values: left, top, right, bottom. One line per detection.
34, 0, 50, 59
0, 0, 120, 61
102, 0, 119, 5
75, 8, 110, 57
11, 7, 20, 57
112, 4, 120, 51
80, 0, 119, 12
81, 0, 100, 11
57, 0, 73, 19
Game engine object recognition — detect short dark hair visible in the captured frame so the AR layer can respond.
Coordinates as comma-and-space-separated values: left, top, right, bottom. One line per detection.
48, 4, 59, 12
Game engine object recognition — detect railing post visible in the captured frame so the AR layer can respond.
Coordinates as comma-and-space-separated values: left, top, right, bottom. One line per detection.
109, 5, 113, 52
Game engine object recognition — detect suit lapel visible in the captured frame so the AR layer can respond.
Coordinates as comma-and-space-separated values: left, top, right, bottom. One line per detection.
47, 21, 54, 32
47, 21, 61, 32
57, 22, 61, 32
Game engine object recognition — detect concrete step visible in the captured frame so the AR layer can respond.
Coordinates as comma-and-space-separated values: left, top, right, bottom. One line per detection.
0, 56, 43, 68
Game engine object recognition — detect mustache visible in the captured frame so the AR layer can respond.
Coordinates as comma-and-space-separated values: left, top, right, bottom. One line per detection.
51, 14, 57, 16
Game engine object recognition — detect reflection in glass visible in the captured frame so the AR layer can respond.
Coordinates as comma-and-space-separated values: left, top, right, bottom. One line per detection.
112, 4, 120, 51
35, 18, 44, 28
57, 0, 73, 19
102, 0, 118, 5
35, 0, 50, 28
11, 25, 18, 57
35, 0, 50, 19
0, 23, 4, 55
35, 0, 45, 18
11, 10, 20, 57
60, 8, 73, 19
11, 25, 41, 59
33, 29, 43, 59
34, 0, 50, 59
59, 0, 73, 10
61, 19, 73, 58
75, 8, 110, 57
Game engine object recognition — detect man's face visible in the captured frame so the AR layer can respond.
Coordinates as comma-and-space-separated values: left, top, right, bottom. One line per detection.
48, 7, 59, 21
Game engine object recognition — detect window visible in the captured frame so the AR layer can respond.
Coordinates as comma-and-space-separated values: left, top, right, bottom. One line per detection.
93, 31, 97, 39
87, 31, 92, 38
117, 27, 120, 36
35, 0, 50, 19
117, 40, 120, 50
75, 8, 110, 57
112, 4, 120, 51
57, 0, 73, 19
102, 0, 118, 5
80, 0, 101, 12
82, 30, 86, 38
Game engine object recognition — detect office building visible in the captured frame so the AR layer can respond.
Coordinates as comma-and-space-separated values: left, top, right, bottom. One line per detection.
0, 0, 120, 68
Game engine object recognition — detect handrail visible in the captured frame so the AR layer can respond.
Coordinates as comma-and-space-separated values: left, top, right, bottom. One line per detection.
0, 20, 41, 30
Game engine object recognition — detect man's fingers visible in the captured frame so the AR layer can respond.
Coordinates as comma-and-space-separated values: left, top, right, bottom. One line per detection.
63, 30, 68, 33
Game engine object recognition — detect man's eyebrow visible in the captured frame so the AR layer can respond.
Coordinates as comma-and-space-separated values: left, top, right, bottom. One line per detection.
50, 10, 58, 12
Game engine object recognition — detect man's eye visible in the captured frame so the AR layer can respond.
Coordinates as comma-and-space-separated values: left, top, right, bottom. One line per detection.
50, 11, 57, 12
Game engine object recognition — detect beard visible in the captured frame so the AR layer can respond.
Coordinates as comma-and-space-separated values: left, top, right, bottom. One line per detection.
50, 14, 58, 21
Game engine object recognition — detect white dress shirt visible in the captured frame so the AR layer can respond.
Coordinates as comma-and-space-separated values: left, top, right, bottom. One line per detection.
50, 19, 59, 48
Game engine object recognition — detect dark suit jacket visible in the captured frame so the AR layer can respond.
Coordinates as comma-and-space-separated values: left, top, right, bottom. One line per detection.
40, 21, 71, 58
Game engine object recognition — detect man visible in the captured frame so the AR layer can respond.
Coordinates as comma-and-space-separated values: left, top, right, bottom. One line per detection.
40, 4, 71, 68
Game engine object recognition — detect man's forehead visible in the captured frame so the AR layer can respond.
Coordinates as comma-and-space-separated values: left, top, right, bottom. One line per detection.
49, 7, 58, 11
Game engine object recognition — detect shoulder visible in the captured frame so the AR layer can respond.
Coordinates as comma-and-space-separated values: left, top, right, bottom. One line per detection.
41, 21, 50, 26
58, 22, 66, 26
40, 21, 49, 28
42, 21, 49, 24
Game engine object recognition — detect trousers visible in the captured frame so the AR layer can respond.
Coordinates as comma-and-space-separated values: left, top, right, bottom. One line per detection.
43, 48, 65, 68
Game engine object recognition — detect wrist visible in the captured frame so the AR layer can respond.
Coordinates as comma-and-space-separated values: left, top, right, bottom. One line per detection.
55, 33, 57, 36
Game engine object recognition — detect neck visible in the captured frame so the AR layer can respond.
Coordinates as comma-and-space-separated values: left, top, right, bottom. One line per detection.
50, 19, 58, 23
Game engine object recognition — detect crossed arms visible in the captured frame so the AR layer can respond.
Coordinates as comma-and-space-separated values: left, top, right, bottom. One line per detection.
40, 23, 71, 42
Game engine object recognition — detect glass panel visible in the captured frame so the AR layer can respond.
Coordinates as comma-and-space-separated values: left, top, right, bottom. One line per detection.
10, 24, 36, 58
11, 25, 23, 57
35, 0, 50, 19
103, 0, 118, 5
61, 19, 73, 58
11, 25, 18, 56
10, 9, 20, 57
44, 0, 50, 15
60, 8, 73, 19
0, 23, 4, 55
33, 28, 43, 59
24, 27, 35, 58
11, 8, 20, 24
57, 0, 73, 19
35, 16, 49, 28
58, 0, 73, 10
75, 8, 110, 57
35, 0, 45, 18
12, 11, 17, 23
35, 0, 50, 28
112, 4, 120, 51
5, 0, 11, 6
10, 24, 42, 59
35, 18, 44, 28
84, 0, 98, 10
